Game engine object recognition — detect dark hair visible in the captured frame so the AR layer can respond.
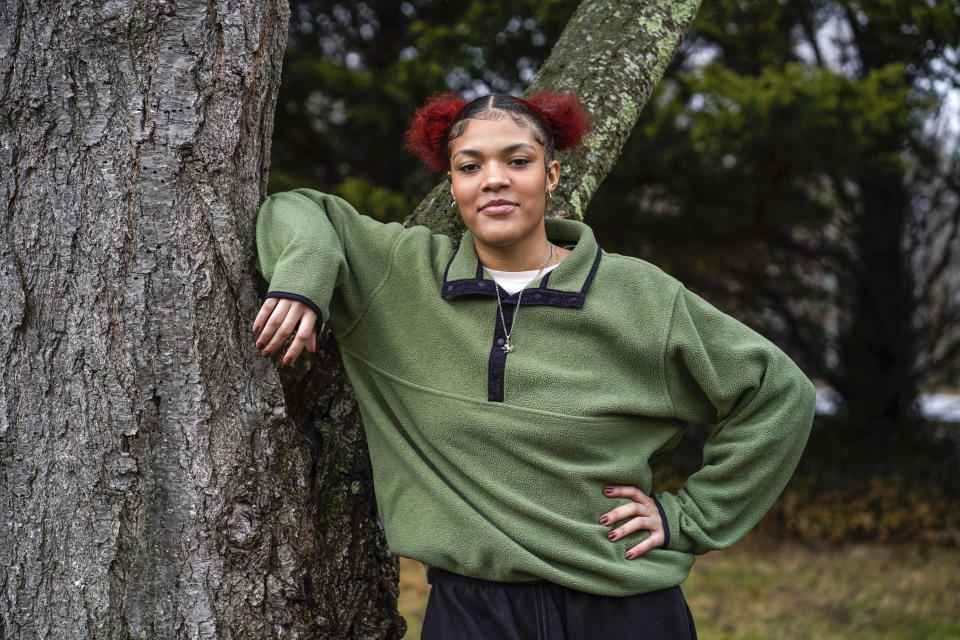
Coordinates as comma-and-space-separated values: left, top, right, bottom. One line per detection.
405, 91, 592, 172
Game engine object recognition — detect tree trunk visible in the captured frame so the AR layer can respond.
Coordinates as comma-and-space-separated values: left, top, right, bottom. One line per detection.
0, 0, 699, 638
835, 171, 924, 440
0, 0, 338, 637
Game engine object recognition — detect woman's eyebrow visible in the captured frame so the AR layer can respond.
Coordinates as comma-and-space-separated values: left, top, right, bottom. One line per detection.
452, 143, 538, 159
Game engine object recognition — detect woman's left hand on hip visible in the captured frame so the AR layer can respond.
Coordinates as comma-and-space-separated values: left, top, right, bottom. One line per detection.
599, 485, 665, 559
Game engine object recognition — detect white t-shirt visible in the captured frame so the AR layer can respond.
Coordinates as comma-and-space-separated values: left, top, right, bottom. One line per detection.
483, 263, 560, 295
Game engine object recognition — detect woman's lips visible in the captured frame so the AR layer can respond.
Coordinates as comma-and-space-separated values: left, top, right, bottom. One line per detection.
482, 203, 515, 215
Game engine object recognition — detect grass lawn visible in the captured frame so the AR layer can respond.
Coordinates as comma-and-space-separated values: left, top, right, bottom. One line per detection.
398, 533, 960, 639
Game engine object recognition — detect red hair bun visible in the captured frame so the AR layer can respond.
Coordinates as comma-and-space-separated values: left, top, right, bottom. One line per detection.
524, 92, 592, 151
404, 91, 592, 171
404, 92, 467, 172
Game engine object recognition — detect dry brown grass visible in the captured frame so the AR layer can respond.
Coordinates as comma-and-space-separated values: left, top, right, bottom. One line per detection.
685, 535, 960, 639
398, 557, 431, 639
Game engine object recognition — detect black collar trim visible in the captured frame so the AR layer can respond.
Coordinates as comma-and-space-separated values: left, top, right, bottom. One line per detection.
441, 244, 602, 308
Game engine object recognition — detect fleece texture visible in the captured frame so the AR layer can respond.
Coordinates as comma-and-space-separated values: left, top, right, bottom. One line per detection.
255, 188, 816, 597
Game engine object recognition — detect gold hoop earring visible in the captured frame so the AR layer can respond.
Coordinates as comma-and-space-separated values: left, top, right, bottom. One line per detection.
546, 190, 553, 200
450, 200, 459, 213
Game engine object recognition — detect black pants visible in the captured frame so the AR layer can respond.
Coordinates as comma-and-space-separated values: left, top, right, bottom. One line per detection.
421, 567, 698, 640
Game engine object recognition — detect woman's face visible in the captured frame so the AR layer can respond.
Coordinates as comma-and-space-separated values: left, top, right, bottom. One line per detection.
447, 116, 560, 253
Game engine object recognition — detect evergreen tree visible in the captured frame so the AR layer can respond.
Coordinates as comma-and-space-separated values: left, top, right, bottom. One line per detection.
589, 0, 960, 443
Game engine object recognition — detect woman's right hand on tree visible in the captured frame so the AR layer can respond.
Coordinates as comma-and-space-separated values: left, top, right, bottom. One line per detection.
252, 297, 321, 365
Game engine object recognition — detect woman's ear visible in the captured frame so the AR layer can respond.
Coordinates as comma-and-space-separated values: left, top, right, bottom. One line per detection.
546, 160, 560, 192
446, 170, 452, 182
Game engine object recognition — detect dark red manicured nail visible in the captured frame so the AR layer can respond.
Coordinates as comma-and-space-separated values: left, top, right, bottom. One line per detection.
606, 532, 616, 541
625, 552, 634, 560
604, 487, 614, 495
599, 516, 608, 525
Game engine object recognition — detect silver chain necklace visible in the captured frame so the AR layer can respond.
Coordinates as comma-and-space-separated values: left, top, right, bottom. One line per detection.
492, 243, 555, 353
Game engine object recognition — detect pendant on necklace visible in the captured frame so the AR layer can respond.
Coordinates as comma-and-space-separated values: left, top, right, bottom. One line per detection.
502, 341, 514, 353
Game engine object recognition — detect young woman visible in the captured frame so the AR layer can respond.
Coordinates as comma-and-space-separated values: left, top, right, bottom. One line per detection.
252, 92, 816, 639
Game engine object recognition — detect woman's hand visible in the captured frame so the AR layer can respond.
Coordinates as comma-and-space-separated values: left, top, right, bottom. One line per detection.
252, 297, 322, 365
600, 485, 666, 560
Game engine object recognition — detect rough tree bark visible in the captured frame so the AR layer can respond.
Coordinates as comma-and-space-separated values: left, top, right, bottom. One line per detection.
0, 0, 699, 638
0, 1, 319, 637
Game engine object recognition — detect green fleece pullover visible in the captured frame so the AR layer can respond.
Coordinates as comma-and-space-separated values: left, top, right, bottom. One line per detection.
255, 188, 816, 597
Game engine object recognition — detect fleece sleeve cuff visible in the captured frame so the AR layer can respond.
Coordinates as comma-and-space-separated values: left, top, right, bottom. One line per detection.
651, 493, 671, 549
653, 490, 688, 553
